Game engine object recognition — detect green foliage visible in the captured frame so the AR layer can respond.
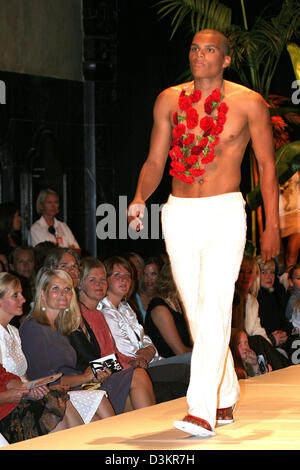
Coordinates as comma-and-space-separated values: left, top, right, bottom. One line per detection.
156, 0, 232, 38
156, 0, 300, 97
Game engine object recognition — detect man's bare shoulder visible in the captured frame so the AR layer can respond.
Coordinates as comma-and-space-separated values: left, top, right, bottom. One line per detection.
156, 81, 194, 101
226, 81, 266, 107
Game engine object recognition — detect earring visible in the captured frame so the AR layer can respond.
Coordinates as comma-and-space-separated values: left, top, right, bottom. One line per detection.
41, 306, 46, 312
64, 308, 70, 313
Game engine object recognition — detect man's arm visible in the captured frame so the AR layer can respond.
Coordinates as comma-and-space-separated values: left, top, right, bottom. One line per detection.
247, 93, 280, 262
128, 89, 174, 229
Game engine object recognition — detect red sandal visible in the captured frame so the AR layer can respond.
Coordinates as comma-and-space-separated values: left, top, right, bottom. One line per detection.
216, 405, 235, 425
174, 414, 216, 437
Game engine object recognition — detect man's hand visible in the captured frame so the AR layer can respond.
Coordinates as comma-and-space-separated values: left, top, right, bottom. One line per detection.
127, 201, 146, 232
260, 227, 280, 263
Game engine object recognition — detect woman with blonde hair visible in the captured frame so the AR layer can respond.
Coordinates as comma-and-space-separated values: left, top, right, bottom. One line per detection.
0, 271, 84, 443
20, 268, 116, 424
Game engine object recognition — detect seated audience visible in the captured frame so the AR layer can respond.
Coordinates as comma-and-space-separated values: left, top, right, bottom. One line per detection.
232, 256, 291, 371
29, 189, 80, 255
0, 202, 22, 257
0, 272, 84, 443
135, 256, 164, 324
101, 255, 191, 367
19, 268, 116, 423
73, 256, 156, 411
230, 329, 272, 379
78, 257, 189, 402
145, 262, 192, 358
256, 256, 292, 351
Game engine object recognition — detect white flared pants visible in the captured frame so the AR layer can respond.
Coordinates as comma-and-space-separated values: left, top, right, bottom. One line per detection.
162, 192, 247, 428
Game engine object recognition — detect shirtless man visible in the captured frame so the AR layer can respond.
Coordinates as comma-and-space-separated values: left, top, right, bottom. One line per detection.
128, 29, 280, 437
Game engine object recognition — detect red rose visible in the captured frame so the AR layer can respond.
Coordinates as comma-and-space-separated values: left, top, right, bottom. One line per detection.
212, 123, 223, 136
182, 134, 195, 146
218, 102, 228, 114
173, 112, 178, 125
171, 161, 186, 172
198, 137, 209, 150
191, 145, 203, 155
211, 88, 221, 102
180, 174, 194, 184
217, 113, 226, 125
186, 107, 199, 129
200, 116, 214, 135
169, 145, 184, 160
204, 96, 213, 115
172, 123, 186, 138
186, 154, 198, 165
170, 137, 181, 147
190, 168, 205, 177
179, 94, 192, 111
191, 89, 202, 103
201, 152, 215, 164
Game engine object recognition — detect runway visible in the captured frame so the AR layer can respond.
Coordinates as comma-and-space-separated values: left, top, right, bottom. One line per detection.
3, 364, 300, 451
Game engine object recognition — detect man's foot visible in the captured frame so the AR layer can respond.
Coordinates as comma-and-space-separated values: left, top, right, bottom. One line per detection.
216, 405, 234, 426
173, 414, 216, 438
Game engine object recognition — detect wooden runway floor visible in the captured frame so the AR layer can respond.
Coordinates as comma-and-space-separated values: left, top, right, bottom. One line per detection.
3, 365, 300, 452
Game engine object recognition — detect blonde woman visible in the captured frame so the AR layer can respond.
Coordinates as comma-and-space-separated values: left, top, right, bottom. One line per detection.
0, 272, 83, 443
19, 268, 115, 424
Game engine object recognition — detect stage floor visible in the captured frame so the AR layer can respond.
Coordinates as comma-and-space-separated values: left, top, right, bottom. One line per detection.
3, 364, 300, 451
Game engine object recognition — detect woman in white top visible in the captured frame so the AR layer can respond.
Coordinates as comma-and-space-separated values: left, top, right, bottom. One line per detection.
30, 189, 80, 255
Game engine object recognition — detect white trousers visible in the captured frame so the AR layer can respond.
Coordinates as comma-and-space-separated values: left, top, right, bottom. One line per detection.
162, 192, 247, 428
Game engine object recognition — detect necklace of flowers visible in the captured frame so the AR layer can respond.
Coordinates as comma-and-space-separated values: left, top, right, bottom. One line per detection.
169, 86, 228, 184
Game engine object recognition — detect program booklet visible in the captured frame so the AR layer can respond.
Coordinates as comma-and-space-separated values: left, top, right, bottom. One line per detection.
89, 353, 122, 375
20, 373, 62, 389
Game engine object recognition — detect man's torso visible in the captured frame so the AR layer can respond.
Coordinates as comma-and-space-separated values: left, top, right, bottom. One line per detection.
165, 80, 259, 198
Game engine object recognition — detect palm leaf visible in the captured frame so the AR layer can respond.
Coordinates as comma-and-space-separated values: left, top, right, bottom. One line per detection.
287, 43, 300, 82
246, 140, 300, 210
156, 0, 232, 38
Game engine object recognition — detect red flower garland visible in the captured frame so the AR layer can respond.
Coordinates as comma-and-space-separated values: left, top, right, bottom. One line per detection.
169, 87, 228, 184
